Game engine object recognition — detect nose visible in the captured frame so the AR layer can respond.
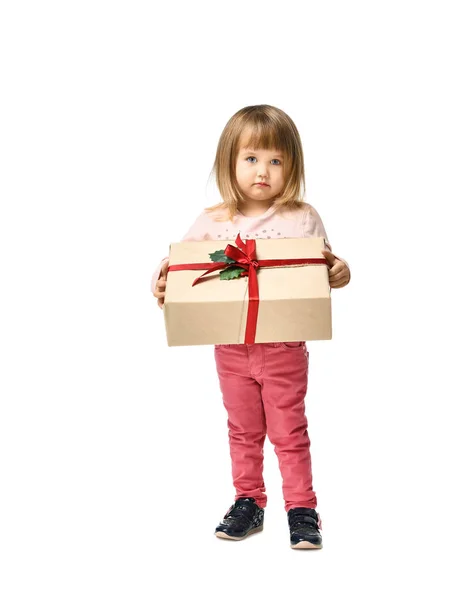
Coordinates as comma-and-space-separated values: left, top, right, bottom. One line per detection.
257, 161, 269, 178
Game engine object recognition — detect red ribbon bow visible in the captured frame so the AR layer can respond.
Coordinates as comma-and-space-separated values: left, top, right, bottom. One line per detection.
168, 233, 327, 344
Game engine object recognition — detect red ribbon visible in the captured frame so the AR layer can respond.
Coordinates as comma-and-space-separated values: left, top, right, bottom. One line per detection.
168, 233, 327, 344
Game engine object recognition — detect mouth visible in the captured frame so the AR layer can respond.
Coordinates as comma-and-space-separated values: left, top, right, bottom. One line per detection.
255, 183, 270, 187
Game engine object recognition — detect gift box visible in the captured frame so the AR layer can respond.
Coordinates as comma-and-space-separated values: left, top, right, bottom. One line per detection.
163, 234, 331, 347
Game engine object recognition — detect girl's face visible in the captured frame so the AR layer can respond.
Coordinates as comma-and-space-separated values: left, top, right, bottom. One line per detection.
235, 138, 285, 206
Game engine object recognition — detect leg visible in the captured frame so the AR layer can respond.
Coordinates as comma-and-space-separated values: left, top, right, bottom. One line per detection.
259, 342, 317, 512
214, 344, 267, 508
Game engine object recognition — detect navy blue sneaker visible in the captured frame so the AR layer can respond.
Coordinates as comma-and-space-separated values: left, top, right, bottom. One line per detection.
287, 507, 323, 549
215, 497, 264, 540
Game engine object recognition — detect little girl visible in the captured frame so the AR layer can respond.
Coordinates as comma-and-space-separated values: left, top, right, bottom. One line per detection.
151, 105, 350, 550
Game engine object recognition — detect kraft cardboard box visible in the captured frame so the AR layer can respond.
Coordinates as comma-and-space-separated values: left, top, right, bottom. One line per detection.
162, 236, 331, 347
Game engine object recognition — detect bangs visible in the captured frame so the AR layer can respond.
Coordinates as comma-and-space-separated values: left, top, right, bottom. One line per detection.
239, 119, 287, 153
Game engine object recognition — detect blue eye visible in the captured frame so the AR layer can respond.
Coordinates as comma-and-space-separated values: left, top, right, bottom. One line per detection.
246, 156, 282, 165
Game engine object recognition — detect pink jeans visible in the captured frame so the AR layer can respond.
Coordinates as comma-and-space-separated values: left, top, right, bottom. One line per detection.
214, 341, 317, 512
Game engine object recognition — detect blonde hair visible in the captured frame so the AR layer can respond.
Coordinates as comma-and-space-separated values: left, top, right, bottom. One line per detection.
205, 105, 306, 222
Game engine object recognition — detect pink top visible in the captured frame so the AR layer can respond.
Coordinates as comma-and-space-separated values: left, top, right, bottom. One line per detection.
150, 201, 349, 293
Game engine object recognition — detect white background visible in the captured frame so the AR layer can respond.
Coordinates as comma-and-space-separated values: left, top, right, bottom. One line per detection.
1, 1, 465, 598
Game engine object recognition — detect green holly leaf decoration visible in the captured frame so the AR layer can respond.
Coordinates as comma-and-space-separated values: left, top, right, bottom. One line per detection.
219, 266, 247, 280
209, 249, 236, 264
209, 247, 246, 280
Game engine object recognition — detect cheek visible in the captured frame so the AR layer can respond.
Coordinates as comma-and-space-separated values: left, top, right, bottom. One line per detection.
234, 169, 247, 189
273, 170, 285, 185
236, 163, 250, 180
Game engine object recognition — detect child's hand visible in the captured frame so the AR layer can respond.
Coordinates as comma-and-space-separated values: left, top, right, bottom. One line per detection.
153, 261, 169, 309
322, 250, 350, 288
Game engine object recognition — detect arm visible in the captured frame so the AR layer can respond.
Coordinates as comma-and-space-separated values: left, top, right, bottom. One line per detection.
150, 210, 210, 294
303, 204, 351, 287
